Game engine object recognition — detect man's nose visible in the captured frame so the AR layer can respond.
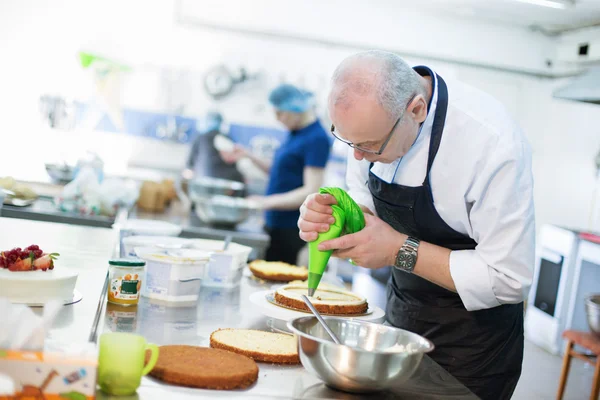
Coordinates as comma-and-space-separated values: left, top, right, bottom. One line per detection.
353, 148, 365, 160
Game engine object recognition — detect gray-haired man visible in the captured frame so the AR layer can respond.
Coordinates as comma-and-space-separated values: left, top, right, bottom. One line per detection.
298, 50, 535, 400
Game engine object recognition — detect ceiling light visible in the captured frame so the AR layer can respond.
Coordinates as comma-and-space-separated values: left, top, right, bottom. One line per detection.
511, 0, 574, 9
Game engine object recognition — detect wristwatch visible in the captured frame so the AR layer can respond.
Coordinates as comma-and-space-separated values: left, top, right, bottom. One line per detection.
394, 236, 420, 273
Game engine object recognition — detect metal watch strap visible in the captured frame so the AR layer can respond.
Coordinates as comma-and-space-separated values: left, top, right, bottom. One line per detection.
403, 236, 420, 253
394, 236, 420, 273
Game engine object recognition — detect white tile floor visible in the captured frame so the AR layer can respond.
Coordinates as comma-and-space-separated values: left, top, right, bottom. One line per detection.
514, 339, 596, 400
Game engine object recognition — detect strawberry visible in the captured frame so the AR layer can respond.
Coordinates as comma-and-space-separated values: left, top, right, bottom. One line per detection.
2, 247, 59, 272
8, 258, 32, 271
33, 255, 54, 271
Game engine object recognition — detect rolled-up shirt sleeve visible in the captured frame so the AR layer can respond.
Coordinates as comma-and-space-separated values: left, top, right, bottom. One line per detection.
345, 148, 377, 215
449, 138, 535, 311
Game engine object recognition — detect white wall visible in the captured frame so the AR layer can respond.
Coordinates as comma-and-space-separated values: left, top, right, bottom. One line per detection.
178, 0, 559, 76
0, 0, 599, 233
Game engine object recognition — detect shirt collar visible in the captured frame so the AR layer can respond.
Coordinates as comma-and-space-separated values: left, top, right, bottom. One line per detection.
411, 66, 438, 149
290, 119, 320, 135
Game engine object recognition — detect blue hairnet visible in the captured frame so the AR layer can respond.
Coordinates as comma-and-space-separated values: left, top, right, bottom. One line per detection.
269, 84, 313, 113
197, 111, 223, 134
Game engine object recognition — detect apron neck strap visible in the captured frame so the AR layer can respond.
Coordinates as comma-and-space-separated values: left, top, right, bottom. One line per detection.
423, 71, 449, 186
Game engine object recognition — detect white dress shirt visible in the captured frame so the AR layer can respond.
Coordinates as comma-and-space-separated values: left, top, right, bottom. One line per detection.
346, 71, 535, 312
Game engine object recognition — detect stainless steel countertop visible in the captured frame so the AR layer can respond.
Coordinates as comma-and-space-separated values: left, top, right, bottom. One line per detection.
130, 206, 270, 258
1, 196, 116, 229
98, 283, 478, 400
1, 198, 270, 258
0, 217, 475, 399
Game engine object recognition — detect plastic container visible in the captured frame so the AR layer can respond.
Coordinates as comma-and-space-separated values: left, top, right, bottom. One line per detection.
135, 247, 211, 304
187, 239, 252, 288
107, 259, 145, 306
118, 220, 182, 258
121, 236, 191, 258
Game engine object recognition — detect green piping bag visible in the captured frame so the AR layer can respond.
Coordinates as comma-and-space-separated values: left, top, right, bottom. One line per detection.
307, 187, 365, 296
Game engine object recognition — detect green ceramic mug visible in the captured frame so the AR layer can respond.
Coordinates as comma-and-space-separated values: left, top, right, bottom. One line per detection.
98, 332, 159, 396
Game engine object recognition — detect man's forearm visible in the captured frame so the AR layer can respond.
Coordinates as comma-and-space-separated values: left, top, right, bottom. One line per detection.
387, 234, 456, 292
247, 153, 272, 174
266, 186, 314, 210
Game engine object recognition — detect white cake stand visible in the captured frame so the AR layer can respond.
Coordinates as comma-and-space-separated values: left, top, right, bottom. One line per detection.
22, 289, 83, 307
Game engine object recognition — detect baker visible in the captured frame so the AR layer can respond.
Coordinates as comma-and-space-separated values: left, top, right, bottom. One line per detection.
298, 50, 535, 400
221, 83, 331, 265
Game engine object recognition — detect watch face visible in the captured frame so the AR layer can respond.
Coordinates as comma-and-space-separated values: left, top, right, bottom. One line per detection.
397, 252, 416, 271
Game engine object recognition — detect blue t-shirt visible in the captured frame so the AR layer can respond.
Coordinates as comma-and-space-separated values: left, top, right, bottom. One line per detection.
265, 120, 331, 229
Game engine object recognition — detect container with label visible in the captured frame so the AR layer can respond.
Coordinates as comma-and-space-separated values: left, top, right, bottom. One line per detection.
108, 259, 146, 306
135, 247, 210, 304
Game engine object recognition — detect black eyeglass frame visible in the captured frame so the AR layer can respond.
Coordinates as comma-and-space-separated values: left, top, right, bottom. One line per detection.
330, 94, 417, 155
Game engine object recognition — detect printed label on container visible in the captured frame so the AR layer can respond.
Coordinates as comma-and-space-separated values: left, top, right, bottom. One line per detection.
206, 253, 234, 282
144, 261, 171, 296
110, 278, 141, 300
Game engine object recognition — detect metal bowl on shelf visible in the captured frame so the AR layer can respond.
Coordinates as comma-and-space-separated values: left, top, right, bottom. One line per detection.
585, 294, 600, 336
193, 195, 259, 226
287, 316, 434, 393
188, 176, 245, 200
45, 163, 76, 184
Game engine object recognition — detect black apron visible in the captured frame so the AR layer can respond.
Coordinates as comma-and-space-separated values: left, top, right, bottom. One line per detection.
368, 67, 524, 400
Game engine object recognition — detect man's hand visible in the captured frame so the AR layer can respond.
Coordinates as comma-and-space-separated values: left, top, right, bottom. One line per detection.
298, 193, 337, 242
317, 213, 406, 270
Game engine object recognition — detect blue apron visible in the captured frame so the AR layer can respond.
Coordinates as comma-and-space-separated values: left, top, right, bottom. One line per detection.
368, 67, 523, 400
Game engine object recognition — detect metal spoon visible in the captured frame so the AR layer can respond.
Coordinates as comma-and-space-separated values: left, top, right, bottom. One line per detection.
301, 294, 341, 345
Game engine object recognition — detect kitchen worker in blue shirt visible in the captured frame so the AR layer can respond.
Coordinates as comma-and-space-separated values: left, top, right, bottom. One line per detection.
297, 51, 535, 400
221, 84, 331, 265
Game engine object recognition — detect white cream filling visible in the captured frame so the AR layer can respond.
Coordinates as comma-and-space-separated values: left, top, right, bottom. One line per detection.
276, 284, 366, 307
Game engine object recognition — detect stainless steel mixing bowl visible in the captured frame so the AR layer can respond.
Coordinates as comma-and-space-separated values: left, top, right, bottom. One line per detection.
193, 195, 259, 225
45, 162, 76, 184
188, 176, 245, 200
585, 294, 600, 337
287, 316, 434, 393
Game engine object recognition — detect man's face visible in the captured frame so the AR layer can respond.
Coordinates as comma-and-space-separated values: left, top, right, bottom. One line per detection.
329, 96, 418, 164
275, 110, 301, 130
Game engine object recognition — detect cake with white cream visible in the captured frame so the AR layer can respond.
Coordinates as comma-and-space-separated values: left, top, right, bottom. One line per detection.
274, 281, 368, 315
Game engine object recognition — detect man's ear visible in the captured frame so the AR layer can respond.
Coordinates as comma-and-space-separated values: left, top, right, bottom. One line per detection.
409, 95, 428, 124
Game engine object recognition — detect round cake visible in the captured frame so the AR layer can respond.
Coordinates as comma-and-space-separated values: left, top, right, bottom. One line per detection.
274, 282, 368, 315
0, 268, 78, 304
147, 345, 258, 390
248, 260, 308, 282
210, 329, 300, 364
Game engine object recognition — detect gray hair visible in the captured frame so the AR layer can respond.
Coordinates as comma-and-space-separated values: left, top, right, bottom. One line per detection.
330, 50, 424, 119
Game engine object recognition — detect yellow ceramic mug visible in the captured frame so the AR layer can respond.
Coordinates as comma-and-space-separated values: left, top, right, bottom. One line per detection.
98, 332, 159, 395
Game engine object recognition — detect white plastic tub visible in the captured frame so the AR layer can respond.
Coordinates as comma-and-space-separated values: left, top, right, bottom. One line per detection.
121, 236, 191, 258
118, 220, 182, 257
187, 239, 253, 288
135, 247, 211, 304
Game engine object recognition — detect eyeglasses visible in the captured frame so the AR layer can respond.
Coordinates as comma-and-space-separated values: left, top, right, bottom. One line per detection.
330, 95, 416, 155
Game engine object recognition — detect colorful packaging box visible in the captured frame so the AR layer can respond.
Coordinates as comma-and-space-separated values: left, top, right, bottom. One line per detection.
0, 349, 97, 400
